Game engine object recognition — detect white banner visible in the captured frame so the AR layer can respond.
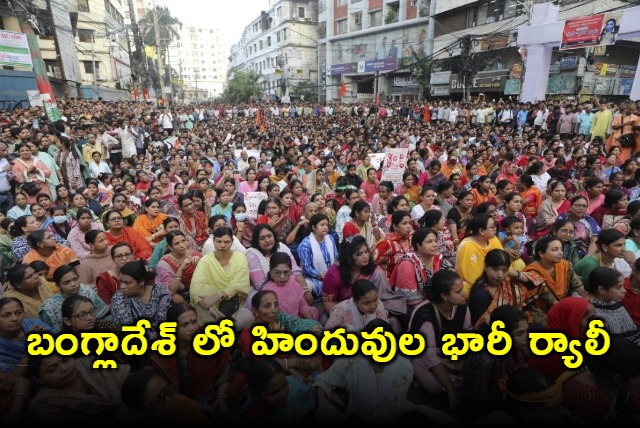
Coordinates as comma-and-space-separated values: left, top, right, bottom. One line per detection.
0, 30, 32, 68
381, 148, 409, 186
245, 192, 268, 219
369, 153, 385, 170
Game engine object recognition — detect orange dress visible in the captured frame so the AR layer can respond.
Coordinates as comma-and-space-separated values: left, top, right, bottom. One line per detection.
23, 245, 79, 281
520, 186, 542, 219
133, 213, 168, 243
605, 113, 638, 162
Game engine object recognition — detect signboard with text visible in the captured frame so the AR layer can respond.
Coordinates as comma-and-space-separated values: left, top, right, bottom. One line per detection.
330, 62, 357, 75
381, 148, 409, 186
561, 12, 622, 50
0, 30, 32, 68
244, 192, 268, 219
364, 58, 397, 73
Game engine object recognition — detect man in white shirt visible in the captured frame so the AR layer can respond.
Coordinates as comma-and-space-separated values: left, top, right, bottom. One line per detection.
159, 108, 174, 135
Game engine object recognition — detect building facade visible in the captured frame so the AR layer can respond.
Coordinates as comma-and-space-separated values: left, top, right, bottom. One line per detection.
229, 0, 319, 101
169, 25, 227, 102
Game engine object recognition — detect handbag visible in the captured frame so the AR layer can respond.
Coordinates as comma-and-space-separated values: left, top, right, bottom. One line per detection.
21, 181, 42, 196
620, 133, 636, 148
217, 294, 240, 318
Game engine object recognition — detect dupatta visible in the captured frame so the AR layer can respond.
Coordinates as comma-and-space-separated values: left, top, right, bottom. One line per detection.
523, 260, 571, 301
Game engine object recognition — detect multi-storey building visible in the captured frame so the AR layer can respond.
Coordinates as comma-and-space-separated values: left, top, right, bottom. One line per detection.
169, 25, 227, 102
229, 0, 319, 101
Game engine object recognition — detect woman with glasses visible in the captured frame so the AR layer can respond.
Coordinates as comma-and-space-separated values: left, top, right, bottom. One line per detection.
456, 214, 504, 296
39, 265, 109, 331
96, 243, 134, 306
23, 230, 79, 282
255, 252, 318, 320
112, 260, 171, 336
558, 195, 600, 256
549, 219, 582, 267
103, 210, 153, 260
133, 199, 169, 248
110, 192, 137, 227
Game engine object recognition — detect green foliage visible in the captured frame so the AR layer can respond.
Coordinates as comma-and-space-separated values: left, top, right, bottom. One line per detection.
220, 68, 264, 104
140, 7, 181, 47
409, 51, 431, 101
291, 80, 318, 102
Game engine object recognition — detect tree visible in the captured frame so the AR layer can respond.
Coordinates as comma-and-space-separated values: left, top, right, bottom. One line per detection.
291, 80, 318, 102
221, 68, 263, 104
139, 7, 181, 48
408, 51, 431, 101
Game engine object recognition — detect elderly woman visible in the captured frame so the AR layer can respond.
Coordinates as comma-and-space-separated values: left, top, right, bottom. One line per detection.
23, 230, 79, 281
103, 210, 153, 261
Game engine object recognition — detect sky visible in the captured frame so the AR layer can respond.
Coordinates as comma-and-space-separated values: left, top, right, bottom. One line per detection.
159, 0, 269, 47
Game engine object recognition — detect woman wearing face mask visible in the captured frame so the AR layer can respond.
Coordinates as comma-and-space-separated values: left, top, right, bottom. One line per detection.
39, 265, 109, 331
156, 231, 201, 304
231, 201, 254, 247
45, 205, 76, 241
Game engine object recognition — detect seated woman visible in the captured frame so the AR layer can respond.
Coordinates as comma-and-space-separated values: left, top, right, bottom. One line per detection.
256, 197, 295, 244
246, 224, 307, 294
178, 194, 209, 249
133, 199, 169, 248
418, 210, 456, 270
11, 215, 55, 265
147, 217, 186, 270
0, 297, 53, 374
591, 188, 628, 229
111, 260, 172, 337
462, 305, 530, 417
23, 230, 79, 281
391, 228, 442, 314
96, 243, 134, 307
314, 319, 456, 425
297, 214, 338, 299
586, 267, 640, 346
151, 303, 232, 406
523, 236, 586, 327
39, 265, 109, 331
67, 208, 105, 260
257, 252, 318, 320
26, 354, 130, 425
240, 291, 321, 372
373, 210, 414, 280
3, 264, 56, 318
574, 229, 632, 286
155, 231, 202, 304
75, 230, 115, 287
111, 192, 137, 227
325, 279, 387, 331
322, 235, 405, 320
202, 215, 247, 256
103, 210, 153, 261
45, 205, 76, 241
469, 249, 541, 331
408, 270, 471, 410
190, 227, 253, 329
342, 201, 383, 249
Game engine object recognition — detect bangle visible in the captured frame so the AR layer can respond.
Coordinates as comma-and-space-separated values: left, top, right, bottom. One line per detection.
517, 271, 522, 280
173, 275, 181, 279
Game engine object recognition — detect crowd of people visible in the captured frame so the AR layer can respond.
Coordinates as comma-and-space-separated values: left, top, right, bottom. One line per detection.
1, 97, 640, 426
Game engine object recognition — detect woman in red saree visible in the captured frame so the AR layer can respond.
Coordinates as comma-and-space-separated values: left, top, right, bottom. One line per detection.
372, 211, 413, 280
96, 242, 134, 306
496, 161, 518, 185
178, 194, 208, 248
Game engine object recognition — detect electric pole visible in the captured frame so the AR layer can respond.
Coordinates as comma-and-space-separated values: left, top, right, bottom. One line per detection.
152, 0, 164, 103
91, 33, 98, 100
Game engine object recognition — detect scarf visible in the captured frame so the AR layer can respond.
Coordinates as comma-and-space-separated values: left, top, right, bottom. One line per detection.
245, 247, 270, 281
309, 233, 335, 276
347, 297, 378, 331
523, 260, 571, 301
4, 284, 55, 318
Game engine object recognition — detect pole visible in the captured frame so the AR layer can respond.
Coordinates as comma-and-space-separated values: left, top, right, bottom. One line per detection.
91, 33, 98, 100
152, 0, 164, 102
425, 0, 436, 58
179, 58, 184, 103
194, 69, 199, 104
374, 71, 379, 105
166, 42, 173, 102
45, 0, 70, 99
13, 0, 57, 105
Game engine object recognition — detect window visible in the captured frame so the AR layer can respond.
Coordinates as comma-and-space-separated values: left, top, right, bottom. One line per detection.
337, 0, 347, 5
283, 29, 287, 40
277, 31, 281, 42
267, 36, 271, 46
466, 0, 524, 28
369, 10, 382, 27
78, 29, 93, 43
83, 61, 98, 73
298, 7, 305, 18
351, 11, 362, 30
259, 40, 263, 50
336, 19, 347, 34
213, 76, 218, 80
77, 0, 89, 12
276, 6, 282, 17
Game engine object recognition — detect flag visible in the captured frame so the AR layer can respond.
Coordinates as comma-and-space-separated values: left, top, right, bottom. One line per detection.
375, 93, 380, 107
256, 107, 265, 132
339, 81, 346, 98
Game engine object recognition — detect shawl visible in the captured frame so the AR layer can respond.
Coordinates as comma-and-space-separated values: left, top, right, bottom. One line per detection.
533, 198, 571, 240
309, 233, 336, 276
4, 284, 55, 318
391, 252, 442, 301
180, 211, 209, 247
347, 297, 379, 331
157, 250, 201, 291
27, 357, 126, 424
523, 260, 571, 301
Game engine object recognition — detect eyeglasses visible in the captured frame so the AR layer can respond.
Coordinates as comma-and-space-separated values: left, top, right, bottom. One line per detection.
70, 309, 96, 320
272, 269, 291, 277
558, 229, 575, 235
109, 216, 123, 222
113, 252, 133, 260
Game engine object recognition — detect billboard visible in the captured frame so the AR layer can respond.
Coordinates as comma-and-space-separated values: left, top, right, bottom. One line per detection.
561, 12, 622, 50
0, 30, 32, 68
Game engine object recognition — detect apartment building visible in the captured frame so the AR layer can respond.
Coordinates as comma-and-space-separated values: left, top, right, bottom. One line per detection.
229, 0, 319, 101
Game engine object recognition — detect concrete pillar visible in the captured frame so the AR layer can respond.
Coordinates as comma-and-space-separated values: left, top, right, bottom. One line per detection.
629, 54, 640, 101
